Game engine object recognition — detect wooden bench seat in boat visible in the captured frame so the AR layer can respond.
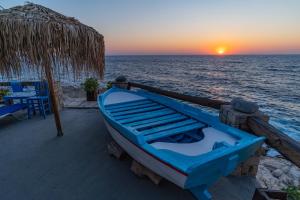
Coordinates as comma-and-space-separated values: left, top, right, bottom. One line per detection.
105, 99, 205, 140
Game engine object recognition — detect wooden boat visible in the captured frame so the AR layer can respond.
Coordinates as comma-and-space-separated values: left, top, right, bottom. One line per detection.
98, 87, 264, 200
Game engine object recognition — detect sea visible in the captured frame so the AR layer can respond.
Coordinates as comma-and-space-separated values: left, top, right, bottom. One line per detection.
104, 55, 300, 145
1, 55, 300, 146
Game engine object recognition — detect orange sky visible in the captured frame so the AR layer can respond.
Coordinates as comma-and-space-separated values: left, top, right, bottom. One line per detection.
108, 34, 300, 55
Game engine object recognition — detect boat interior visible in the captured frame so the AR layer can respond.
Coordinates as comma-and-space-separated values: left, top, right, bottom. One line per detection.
104, 91, 239, 156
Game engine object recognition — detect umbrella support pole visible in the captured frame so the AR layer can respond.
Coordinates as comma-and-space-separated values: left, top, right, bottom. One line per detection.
44, 63, 63, 136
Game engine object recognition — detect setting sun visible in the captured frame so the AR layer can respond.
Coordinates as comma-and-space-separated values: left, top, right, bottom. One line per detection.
216, 47, 226, 55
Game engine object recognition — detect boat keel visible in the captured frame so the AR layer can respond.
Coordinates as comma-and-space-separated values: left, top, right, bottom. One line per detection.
190, 185, 212, 200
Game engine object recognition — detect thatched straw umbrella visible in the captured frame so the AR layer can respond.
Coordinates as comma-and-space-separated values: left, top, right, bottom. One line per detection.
0, 3, 105, 136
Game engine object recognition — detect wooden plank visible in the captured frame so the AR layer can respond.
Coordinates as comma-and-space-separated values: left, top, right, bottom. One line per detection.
108, 102, 157, 113
118, 109, 175, 124
114, 108, 172, 120
145, 122, 205, 141
131, 160, 162, 185
142, 119, 197, 135
125, 113, 183, 126
128, 82, 228, 109
134, 115, 187, 130
110, 105, 164, 117
107, 140, 125, 159
105, 99, 151, 109
248, 117, 300, 168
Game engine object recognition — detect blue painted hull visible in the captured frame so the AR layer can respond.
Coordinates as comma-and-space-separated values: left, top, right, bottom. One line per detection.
98, 88, 265, 200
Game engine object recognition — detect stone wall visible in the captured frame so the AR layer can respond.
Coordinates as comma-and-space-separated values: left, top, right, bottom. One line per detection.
219, 103, 268, 176
219, 104, 269, 131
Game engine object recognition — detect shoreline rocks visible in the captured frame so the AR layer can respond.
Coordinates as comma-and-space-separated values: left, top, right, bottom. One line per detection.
257, 156, 300, 190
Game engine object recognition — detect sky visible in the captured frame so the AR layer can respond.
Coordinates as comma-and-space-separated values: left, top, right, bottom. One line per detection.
1, 0, 300, 55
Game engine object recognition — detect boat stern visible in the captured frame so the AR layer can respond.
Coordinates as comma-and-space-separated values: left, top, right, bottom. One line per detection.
183, 137, 264, 199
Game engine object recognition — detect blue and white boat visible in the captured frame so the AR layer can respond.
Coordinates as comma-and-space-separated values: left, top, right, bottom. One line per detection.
98, 87, 264, 200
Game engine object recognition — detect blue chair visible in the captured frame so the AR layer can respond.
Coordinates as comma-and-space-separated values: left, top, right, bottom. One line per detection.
27, 81, 51, 119
0, 103, 27, 119
9, 81, 24, 104
10, 81, 23, 92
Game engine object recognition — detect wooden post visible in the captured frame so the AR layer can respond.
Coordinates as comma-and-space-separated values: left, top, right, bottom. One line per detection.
44, 63, 63, 136
219, 104, 268, 176
248, 117, 300, 168
54, 81, 64, 110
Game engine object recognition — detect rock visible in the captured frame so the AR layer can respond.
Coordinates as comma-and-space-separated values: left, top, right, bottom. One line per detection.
278, 182, 287, 189
256, 164, 281, 190
293, 180, 299, 187
282, 166, 290, 173
257, 156, 300, 190
260, 157, 288, 171
272, 169, 283, 178
114, 76, 128, 89
279, 174, 293, 185
289, 166, 300, 180
231, 98, 259, 114
115, 76, 127, 82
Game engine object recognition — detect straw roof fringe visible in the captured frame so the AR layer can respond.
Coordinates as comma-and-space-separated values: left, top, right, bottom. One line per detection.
0, 3, 105, 78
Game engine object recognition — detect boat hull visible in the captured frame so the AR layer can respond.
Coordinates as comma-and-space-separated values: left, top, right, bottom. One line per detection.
104, 119, 187, 188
